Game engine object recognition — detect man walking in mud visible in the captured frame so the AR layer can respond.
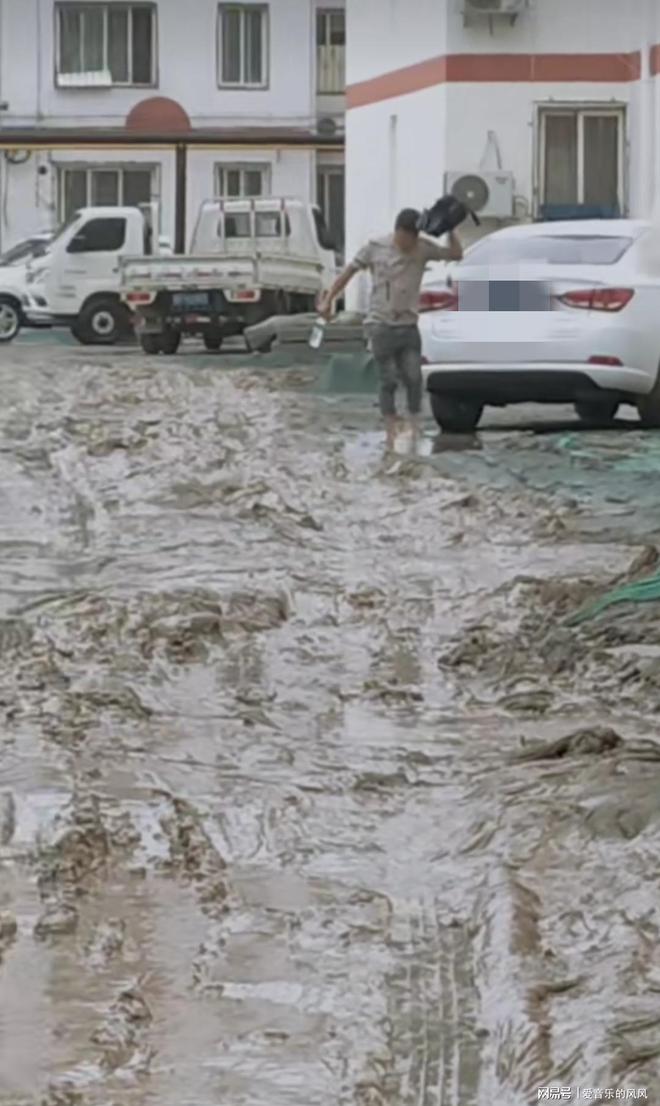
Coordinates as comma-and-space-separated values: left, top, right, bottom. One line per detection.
318, 208, 463, 451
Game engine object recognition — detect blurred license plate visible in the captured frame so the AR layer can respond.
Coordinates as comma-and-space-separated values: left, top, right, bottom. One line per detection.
457, 281, 552, 311
172, 292, 210, 310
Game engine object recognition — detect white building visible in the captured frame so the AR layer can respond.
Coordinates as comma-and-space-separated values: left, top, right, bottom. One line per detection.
0, 0, 345, 252
345, 0, 660, 308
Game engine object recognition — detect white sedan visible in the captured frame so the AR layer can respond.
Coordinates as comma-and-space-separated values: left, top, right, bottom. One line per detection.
0, 231, 53, 342
419, 219, 660, 432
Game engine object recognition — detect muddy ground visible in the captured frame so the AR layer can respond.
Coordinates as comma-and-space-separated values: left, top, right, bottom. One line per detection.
1, 336, 660, 1105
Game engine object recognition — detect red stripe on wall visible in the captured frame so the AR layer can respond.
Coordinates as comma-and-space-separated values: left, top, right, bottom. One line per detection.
346, 50, 642, 109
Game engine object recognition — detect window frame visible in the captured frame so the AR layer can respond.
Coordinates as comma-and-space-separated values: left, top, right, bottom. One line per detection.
214, 162, 271, 198
54, 2, 158, 88
316, 158, 344, 252
216, 3, 269, 90
536, 103, 626, 214
316, 7, 346, 94
56, 163, 158, 222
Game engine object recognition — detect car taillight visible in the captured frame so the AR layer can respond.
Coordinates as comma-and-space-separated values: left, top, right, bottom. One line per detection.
558, 288, 634, 312
588, 355, 622, 366
126, 291, 153, 304
419, 289, 458, 312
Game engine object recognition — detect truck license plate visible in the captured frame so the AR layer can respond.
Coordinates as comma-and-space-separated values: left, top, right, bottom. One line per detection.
172, 292, 210, 310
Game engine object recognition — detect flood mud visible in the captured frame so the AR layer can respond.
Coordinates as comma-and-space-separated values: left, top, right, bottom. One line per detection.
1, 342, 659, 1104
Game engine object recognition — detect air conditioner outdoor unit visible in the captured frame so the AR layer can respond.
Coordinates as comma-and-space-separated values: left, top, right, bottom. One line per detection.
463, 0, 527, 21
445, 170, 514, 219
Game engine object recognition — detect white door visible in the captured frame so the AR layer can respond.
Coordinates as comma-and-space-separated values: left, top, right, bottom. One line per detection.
48, 215, 128, 315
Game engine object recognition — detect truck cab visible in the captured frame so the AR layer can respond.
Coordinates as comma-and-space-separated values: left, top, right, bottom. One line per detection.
26, 204, 165, 345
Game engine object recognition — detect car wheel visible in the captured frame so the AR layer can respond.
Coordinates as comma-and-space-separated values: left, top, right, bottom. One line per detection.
161, 329, 181, 355
203, 329, 223, 352
140, 333, 163, 354
430, 392, 483, 433
0, 296, 22, 343
637, 368, 660, 427
75, 299, 130, 345
574, 400, 619, 425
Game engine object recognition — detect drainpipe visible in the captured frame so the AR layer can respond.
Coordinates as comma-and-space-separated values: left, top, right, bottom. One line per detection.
36, 0, 43, 119
0, 0, 5, 250
175, 144, 187, 253
647, 0, 660, 221
640, 0, 656, 219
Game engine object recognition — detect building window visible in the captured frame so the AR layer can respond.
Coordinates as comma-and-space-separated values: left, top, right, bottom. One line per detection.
217, 4, 268, 88
215, 163, 270, 197
58, 165, 155, 221
316, 9, 345, 94
539, 107, 624, 214
316, 162, 344, 252
56, 3, 156, 87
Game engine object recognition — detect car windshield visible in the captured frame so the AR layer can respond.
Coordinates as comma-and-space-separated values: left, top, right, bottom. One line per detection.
49, 212, 83, 248
463, 234, 633, 267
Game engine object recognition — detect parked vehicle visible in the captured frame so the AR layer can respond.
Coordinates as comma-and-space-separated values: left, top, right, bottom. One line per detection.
119, 197, 338, 354
420, 219, 660, 431
0, 230, 53, 342
23, 204, 170, 345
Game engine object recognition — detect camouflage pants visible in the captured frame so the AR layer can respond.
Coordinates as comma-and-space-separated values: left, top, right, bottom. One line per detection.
368, 324, 422, 417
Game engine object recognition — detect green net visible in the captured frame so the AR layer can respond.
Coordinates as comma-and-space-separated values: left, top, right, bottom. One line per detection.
567, 573, 660, 626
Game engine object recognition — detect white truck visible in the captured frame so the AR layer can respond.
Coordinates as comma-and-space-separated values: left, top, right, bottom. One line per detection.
23, 203, 170, 345
119, 197, 338, 354
23, 197, 337, 352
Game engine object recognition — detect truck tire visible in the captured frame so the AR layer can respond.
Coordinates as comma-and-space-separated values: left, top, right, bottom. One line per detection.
637, 366, 660, 427
203, 329, 223, 352
140, 333, 163, 354
0, 295, 22, 343
161, 329, 181, 355
574, 399, 619, 425
430, 392, 483, 433
74, 298, 130, 346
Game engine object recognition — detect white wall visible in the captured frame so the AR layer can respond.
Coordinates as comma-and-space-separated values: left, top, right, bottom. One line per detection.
445, 0, 637, 55
345, 84, 448, 310
1, 0, 325, 127
346, 0, 447, 86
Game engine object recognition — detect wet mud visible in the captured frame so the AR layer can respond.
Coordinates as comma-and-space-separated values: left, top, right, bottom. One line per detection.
1, 342, 660, 1104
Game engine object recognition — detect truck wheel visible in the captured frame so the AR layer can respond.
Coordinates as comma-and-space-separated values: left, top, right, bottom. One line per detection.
203, 329, 223, 352
161, 329, 181, 355
0, 296, 22, 343
75, 298, 130, 345
140, 333, 163, 354
574, 399, 619, 425
430, 392, 483, 433
637, 366, 660, 427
